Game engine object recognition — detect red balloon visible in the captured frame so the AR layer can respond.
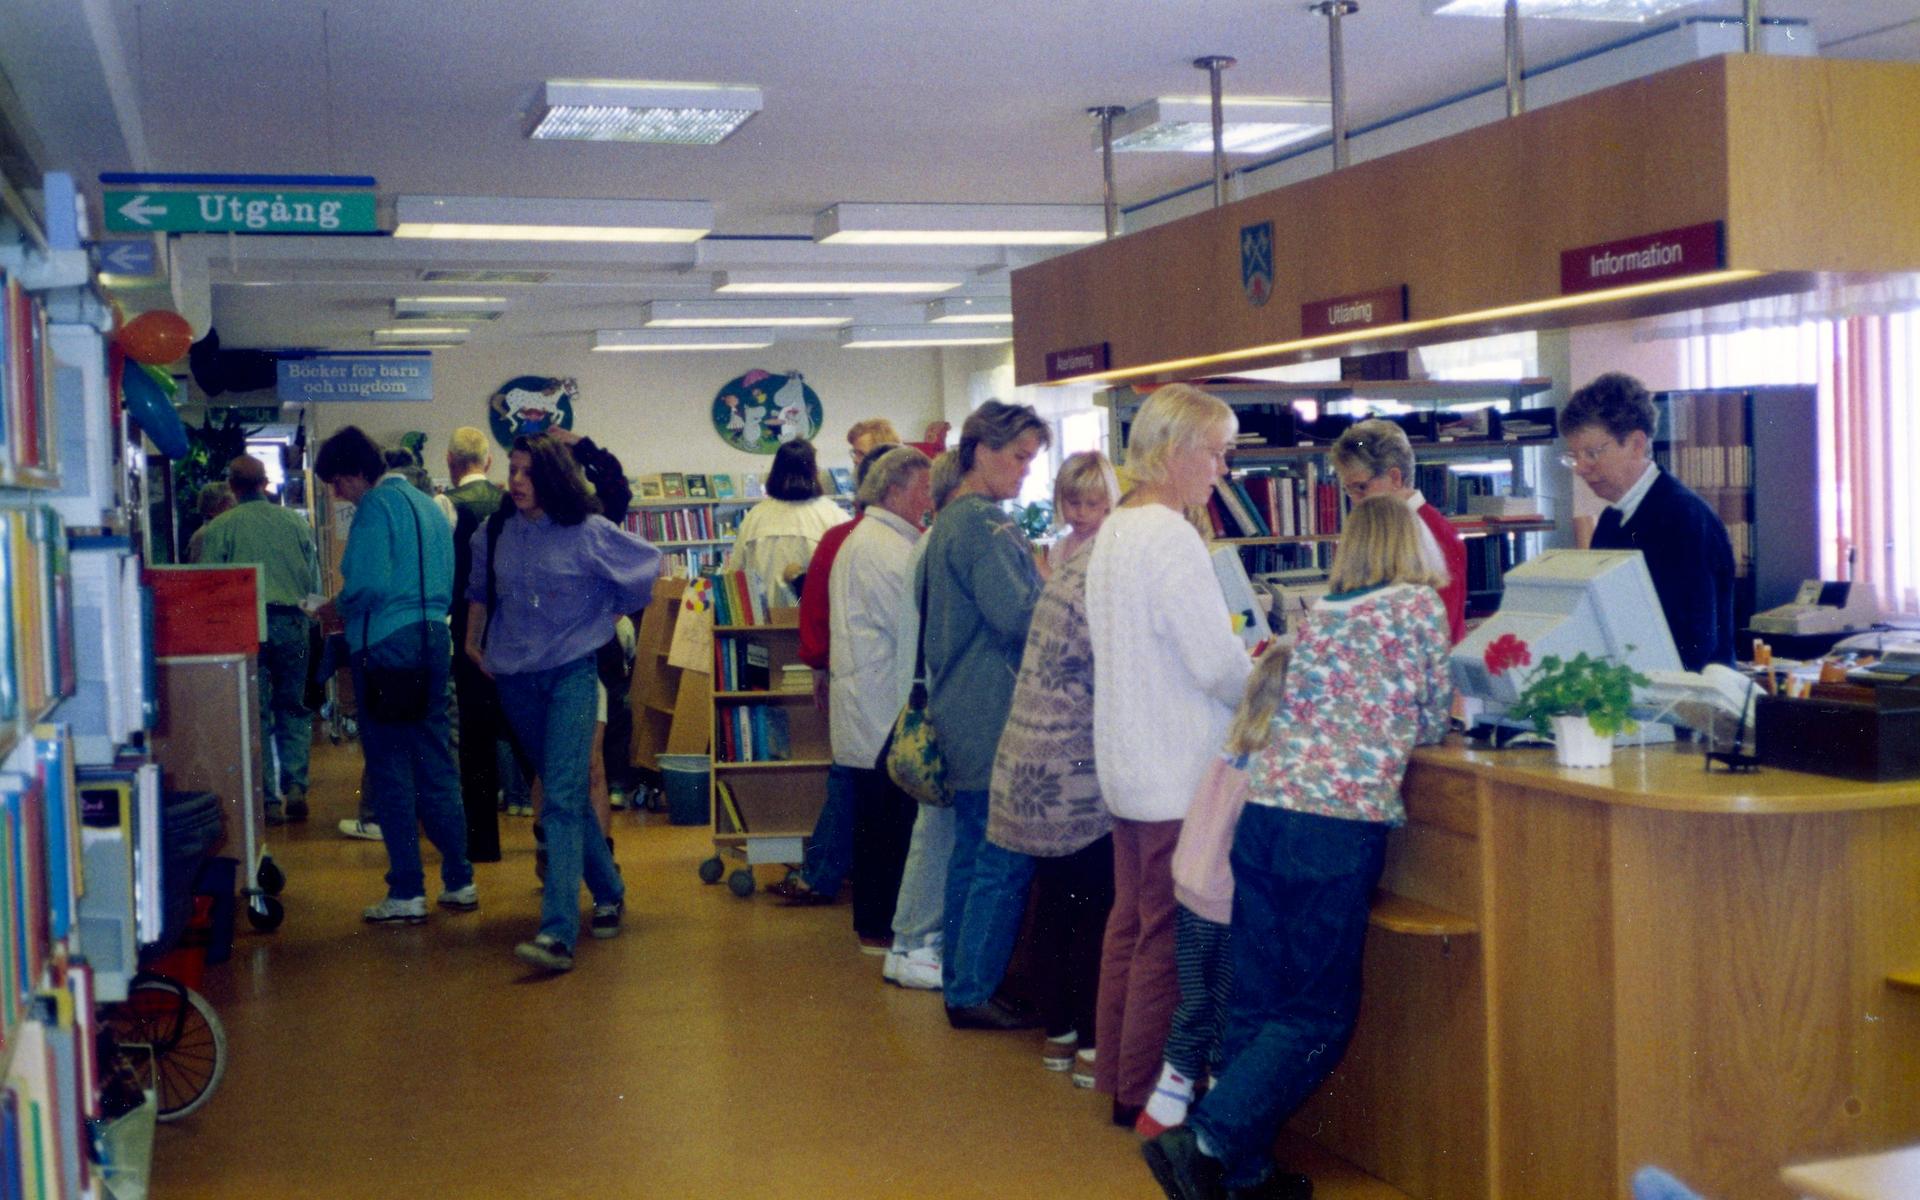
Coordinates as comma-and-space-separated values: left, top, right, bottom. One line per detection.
118, 310, 195, 365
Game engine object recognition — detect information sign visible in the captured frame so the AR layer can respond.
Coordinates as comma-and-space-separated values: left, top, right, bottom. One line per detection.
103, 190, 377, 234
276, 356, 433, 403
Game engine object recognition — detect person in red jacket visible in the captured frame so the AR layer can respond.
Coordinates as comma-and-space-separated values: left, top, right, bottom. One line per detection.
1331, 420, 1468, 644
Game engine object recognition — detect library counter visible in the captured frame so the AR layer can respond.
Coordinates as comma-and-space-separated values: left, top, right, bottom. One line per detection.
1294, 738, 1920, 1200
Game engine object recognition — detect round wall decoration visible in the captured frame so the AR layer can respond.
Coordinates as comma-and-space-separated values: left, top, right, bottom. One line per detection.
488, 375, 577, 448
711, 369, 823, 454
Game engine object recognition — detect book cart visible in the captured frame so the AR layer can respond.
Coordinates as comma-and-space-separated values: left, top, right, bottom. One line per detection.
697, 606, 829, 899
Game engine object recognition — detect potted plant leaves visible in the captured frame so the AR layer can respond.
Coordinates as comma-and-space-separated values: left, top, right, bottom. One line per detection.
1504, 650, 1651, 768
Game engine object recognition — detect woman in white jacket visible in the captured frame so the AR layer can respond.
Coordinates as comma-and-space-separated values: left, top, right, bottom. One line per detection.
1085, 383, 1252, 1126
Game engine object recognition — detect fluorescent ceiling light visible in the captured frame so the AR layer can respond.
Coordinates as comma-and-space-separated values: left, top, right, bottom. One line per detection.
393, 302, 503, 321
642, 300, 853, 328
1108, 97, 1330, 154
716, 271, 966, 295
394, 295, 507, 315
373, 326, 470, 345
1425, 0, 1700, 18
927, 297, 1013, 324
594, 328, 775, 352
838, 325, 1012, 349
815, 203, 1105, 247
525, 79, 762, 144
420, 269, 551, 284
394, 196, 713, 243
370, 342, 461, 350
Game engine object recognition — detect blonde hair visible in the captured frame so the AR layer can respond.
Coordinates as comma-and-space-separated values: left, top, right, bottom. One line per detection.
1125, 383, 1235, 485
1225, 645, 1292, 756
1327, 494, 1444, 593
1330, 418, 1415, 484
928, 451, 964, 512
448, 426, 491, 474
847, 418, 902, 448
1053, 451, 1119, 510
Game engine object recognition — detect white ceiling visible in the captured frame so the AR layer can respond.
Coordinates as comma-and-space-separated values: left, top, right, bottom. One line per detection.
5, 0, 1919, 355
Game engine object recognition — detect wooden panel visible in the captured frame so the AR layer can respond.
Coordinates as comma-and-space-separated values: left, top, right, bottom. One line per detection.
1610, 807, 1915, 1200
1485, 786, 1617, 1199
1725, 57, 1920, 274
665, 668, 712, 755
1293, 931, 1487, 1200
1402, 762, 1479, 837
1379, 820, 1480, 923
712, 764, 825, 838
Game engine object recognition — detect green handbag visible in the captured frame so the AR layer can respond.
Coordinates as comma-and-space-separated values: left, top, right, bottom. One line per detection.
884, 568, 950, 807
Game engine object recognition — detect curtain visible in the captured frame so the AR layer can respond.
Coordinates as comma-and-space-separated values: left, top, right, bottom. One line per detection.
1677, 313, 1920, 617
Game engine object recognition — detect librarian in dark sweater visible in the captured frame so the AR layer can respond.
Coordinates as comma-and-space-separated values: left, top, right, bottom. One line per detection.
1562, 373, 1735, 672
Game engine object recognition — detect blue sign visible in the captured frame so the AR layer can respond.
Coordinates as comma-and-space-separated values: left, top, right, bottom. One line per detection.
1240, 221, 1273, 308
97, 239, 157, 277
276, 355, 434, 402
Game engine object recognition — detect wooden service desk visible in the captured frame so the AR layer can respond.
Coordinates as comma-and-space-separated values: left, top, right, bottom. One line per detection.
1289, 738, 1920, 1200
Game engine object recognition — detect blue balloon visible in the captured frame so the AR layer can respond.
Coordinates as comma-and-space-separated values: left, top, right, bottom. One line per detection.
122, 356, 189, 458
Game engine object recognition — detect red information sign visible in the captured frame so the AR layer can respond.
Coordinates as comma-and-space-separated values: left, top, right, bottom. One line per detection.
1044, 342, 1110, 381
1561, 222, 1723, 295
144, 565, 264, 657
1300, 286, 1408, 339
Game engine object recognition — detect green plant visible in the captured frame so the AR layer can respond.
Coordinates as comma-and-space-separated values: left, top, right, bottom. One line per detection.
1010, 500, 1054, 541
1505, 651, 1651, 738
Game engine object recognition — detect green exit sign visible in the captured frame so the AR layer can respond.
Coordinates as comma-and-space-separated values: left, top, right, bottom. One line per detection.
104, 189, 377, 234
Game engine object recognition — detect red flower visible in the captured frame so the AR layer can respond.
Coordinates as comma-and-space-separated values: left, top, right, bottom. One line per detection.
1484, 633, 1532, 677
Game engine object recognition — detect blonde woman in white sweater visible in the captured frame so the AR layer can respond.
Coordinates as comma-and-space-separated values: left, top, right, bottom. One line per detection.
1085, 383, 1253, 1126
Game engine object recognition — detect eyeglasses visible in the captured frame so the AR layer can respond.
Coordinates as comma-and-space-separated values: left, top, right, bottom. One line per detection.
1342, 474, 1381, 501
1557, 446, 1614, 469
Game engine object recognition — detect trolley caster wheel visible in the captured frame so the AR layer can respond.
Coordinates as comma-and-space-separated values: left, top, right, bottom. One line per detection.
698, 856, 724, 885
246, 894, 286, 932
727, 868, 755, 898
257, 857, 286, 896
781, 867, 802, 888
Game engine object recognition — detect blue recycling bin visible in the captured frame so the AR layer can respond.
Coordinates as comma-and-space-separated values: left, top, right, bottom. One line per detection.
660, 754, 711, 827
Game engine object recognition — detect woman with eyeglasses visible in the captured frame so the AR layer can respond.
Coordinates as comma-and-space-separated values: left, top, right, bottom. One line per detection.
1329, 419, 1468, 644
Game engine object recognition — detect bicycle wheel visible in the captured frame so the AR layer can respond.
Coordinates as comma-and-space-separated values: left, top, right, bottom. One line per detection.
105, 975, 228, 1121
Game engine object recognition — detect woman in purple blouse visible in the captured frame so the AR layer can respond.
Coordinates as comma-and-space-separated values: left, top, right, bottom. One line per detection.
466, 435, 661, 973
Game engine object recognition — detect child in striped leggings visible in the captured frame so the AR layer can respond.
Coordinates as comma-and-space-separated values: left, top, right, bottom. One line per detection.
1136, 644, 1290, 1138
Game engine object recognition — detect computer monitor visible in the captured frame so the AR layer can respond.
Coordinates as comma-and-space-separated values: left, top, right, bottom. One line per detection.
1451, 549, 1682, 712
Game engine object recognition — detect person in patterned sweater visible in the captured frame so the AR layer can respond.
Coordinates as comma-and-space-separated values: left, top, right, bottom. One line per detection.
1143, 494, 1454, 1200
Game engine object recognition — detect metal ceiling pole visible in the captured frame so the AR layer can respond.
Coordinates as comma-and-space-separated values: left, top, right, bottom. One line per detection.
1744, 0, 1762, 53
1089, 106, 1126, 238
1505, 0, 1526, 117
1311, 1, 1360, 171
1194, 56, 1237, 207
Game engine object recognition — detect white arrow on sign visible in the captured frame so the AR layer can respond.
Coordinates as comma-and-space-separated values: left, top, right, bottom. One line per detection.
100, 242, 153, 274
116, 194, 167, 228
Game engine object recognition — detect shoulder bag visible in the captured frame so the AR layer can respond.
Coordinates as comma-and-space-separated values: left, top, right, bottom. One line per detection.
883, 558, 949, 807
356, 491, 434, 723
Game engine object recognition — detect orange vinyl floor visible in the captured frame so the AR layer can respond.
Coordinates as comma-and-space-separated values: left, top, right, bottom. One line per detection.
149, 738, 1408, 1200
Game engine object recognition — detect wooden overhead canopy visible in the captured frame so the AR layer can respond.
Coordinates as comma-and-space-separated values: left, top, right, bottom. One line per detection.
1011, 55, 1920, 387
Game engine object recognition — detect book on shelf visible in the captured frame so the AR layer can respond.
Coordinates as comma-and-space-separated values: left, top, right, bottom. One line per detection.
661, 472, 687, 498
742, 472, 764, 499
637, 475, 664, 500
778, 663, 813, 693
715, 779, 746, 833
711, 473, 736, 499
828, 466, 854, 496
1435, 407, 1494, 441
685, 473, 710, 499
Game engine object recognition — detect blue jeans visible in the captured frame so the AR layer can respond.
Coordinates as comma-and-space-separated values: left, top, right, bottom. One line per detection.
800, 764, 857, 896
892, 803, 955, 951
497, 655, 623, 950
261, 611, 313, 796
1188, 805, 1388, 1189
940, 788, 1036, 1008
353, 621, 471, 901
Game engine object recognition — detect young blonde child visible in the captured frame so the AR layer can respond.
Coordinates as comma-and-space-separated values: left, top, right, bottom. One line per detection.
1048, 450, 1120, 570
1136, 643, 1292, 1138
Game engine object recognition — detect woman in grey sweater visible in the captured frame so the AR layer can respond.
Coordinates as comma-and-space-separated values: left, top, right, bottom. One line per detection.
916, 400, 1050, 1030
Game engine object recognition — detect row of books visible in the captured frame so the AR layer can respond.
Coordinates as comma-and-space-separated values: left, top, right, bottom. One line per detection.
1410, 463, 1509, 519
637, 471, 756, 501
4, 964, 98, 1200
658, 546, 731, 581
715, 704, 793, 764
624, 505, 743, 544
1207, 469, 1344, 540
0, 275, 58, 482
0, 508, 76, 727
713, 637, 812, 694
705, 569, 771, 628
1666, 443, 1754, 491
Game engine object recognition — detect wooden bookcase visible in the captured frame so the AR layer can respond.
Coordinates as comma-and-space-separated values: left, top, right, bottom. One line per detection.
704, 618, 828, 896
627, 577, 711, 773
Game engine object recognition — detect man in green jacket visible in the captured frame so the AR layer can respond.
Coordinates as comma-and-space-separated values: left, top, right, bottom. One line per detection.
199, 454, 320, 822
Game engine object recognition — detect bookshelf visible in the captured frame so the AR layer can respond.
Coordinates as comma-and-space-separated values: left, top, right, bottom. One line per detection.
1102, 378, 1557, 611
0, 171, 158, 1195
705, 614, 827, 898
627, 577, 712, 775
624, 492, 857, 579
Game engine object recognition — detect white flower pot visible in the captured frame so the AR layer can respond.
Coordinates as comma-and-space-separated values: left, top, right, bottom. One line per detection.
1552, 715, 1614, 768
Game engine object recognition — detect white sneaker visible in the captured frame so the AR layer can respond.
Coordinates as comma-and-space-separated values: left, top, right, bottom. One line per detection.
363, 896, 427, 925
339, 819, 383, 841
882, 949, 906, 983
1044, 1031, 1078, 1071
1071, 1048, 1097, 1089
437, 884, 479, 912
894, 946, 942, 991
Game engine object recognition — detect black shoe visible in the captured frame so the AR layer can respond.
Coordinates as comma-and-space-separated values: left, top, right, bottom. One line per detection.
284, 797, 309, 821
945, 1001, 1041, 1031
1228, 1172, 1312, 1200
1142, 1126, 1224, 1200
1113, 1101, 1144, 1128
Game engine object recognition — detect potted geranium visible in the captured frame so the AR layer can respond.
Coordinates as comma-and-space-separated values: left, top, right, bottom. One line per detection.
1504, 650, 1651, 768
